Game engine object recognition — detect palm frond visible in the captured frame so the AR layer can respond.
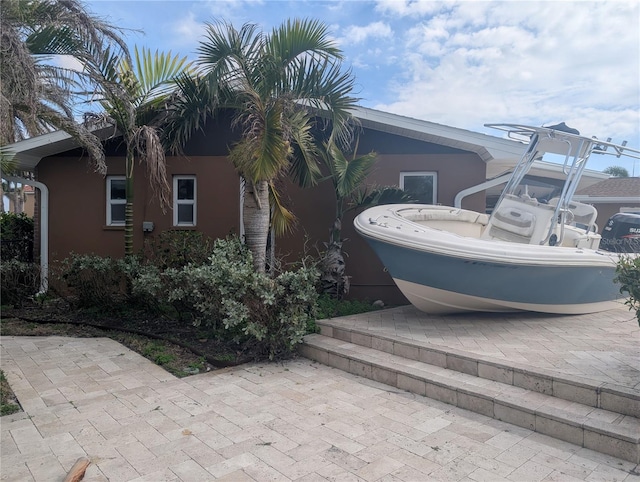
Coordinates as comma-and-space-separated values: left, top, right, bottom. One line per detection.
351, 186, 417, 210
134, 125, 170, 211
287, 110, 322, 188
267, 18, 342, 64
125, 46, 191, 105
269, 181, 296, 236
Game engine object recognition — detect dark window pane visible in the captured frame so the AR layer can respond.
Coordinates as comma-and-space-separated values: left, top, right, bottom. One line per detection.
177, 204, 193, 224
111, 204, 125, 223
110, 179, 126, 200
404, 176, 434, 203
177, 179, 194, 200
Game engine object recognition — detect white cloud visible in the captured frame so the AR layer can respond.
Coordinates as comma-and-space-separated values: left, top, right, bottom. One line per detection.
171, 11, 207, 48
341, 21, 393, 45
373, 1, 640, 154
375, 0, 443, 18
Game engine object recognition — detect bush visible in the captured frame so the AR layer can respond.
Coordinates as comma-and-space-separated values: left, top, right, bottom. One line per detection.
615, 256, 640, 325
0, 260, 40, 307
56, 254, 134, 309
1, 212, 34, 262
138, 236, 320, 360
52, 235, 321, 360
141, 230, 215, 269
316, 294, 381, 319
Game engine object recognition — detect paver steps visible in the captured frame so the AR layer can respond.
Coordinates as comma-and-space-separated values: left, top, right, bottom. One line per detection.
300, 321, 640, 464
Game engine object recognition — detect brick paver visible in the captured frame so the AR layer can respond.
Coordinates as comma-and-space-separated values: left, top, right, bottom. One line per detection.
1, 335, 638, 481
327, 305, 640, 389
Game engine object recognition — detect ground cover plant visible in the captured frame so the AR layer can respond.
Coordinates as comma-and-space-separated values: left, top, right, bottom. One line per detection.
0, 370, 21, 416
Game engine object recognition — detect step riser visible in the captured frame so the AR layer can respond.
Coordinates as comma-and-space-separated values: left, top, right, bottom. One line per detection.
299, 342, 640, 464
319, 322, 640, 418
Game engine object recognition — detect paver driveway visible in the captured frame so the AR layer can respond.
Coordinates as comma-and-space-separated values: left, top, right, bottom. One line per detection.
1, 336, 639, 481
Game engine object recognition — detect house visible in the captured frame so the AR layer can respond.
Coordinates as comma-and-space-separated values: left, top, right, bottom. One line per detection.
4, 107, 610, 304
574, 177, 640, 228
1, 183, 35, 216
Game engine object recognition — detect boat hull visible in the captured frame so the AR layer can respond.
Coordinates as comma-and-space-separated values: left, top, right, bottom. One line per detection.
355, 205, 625, 315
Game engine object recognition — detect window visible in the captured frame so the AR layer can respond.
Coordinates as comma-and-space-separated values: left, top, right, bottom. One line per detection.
106, 176, 126, 226
174, 175, 196, 226
400, 172, 437, 204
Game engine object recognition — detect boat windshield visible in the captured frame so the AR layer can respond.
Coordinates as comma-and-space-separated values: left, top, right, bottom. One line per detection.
485, 124, 640, 245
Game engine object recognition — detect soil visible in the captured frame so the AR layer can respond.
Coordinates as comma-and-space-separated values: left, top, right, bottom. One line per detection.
0, 302, 254, 380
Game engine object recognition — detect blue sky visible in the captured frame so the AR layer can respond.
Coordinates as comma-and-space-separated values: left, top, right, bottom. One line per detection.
83, 0, 640, 173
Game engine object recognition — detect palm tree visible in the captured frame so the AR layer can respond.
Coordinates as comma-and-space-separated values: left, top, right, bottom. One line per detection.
166, 19, 358, 273
319, 140, 415, 298
1, 0, 129, 172
83, 46, 190, 256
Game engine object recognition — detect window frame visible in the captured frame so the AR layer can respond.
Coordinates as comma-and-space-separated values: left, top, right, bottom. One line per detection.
399, 171, 438, 204
173, 175, 197, 227
106, 175, 126, 226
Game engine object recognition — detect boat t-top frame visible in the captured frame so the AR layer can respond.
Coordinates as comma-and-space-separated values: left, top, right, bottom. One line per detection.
484, 124, 640, 245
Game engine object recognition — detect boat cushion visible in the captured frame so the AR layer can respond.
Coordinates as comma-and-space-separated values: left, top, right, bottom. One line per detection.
491, 207, 536, 237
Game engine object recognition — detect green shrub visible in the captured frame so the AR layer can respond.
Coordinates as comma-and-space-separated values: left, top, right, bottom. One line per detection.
142, 230, 215, 269
615, 256, 640, 325
0, 260, 40, 307
316, 294, 381, 319
1, 212, 34, 262
57, 254, 132, 309
52, 235, 321, 360
150, 236, 320, 360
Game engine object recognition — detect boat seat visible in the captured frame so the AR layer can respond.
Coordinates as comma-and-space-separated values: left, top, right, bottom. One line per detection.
548, 198, 598, 230
402, 209, 489, 225
491, 207, 536, 238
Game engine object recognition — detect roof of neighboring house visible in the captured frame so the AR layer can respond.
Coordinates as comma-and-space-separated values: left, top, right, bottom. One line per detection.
574, 177, 640, 202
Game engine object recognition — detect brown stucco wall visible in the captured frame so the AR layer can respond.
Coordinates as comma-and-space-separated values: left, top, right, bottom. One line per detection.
277, 146, 487, 305
37, 155, 240, 260
35, 119, 487, 305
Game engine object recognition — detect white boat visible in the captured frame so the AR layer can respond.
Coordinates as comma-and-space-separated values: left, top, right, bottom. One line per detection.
354, 123, 640, 315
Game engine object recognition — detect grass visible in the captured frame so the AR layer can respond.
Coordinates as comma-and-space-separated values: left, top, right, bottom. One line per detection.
0, 370, 21, 416
316, 294, 384, 319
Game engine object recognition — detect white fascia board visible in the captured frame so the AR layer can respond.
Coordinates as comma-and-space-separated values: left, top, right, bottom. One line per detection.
3, 125, 118, 171
573, 196, 640, 203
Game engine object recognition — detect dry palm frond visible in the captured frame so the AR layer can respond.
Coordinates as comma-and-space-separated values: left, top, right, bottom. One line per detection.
134, 125, 170, 211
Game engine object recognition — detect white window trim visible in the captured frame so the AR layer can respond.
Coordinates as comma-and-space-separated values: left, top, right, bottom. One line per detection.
106, 175, 126, 226
400, 171, 438, 204
173, 175, 197, 226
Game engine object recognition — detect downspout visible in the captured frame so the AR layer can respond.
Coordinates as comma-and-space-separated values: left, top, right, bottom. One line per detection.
453, 174, 511, 209
5, 176, 49, 294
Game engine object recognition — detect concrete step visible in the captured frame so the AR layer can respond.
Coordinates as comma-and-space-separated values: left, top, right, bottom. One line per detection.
300, 333, 640, 463
315, 319, 640, 419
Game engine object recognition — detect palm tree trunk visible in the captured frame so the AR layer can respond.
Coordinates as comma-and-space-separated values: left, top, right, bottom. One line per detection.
243, 179, 270, 273
124, 151, 134, 257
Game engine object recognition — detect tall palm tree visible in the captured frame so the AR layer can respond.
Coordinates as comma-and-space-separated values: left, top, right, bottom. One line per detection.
166, 19, 358, 273
83, 46, 190, 256
1, 0, 129, 172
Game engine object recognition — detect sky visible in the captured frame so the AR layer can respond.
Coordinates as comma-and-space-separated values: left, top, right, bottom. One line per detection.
83, 0, 640, 174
